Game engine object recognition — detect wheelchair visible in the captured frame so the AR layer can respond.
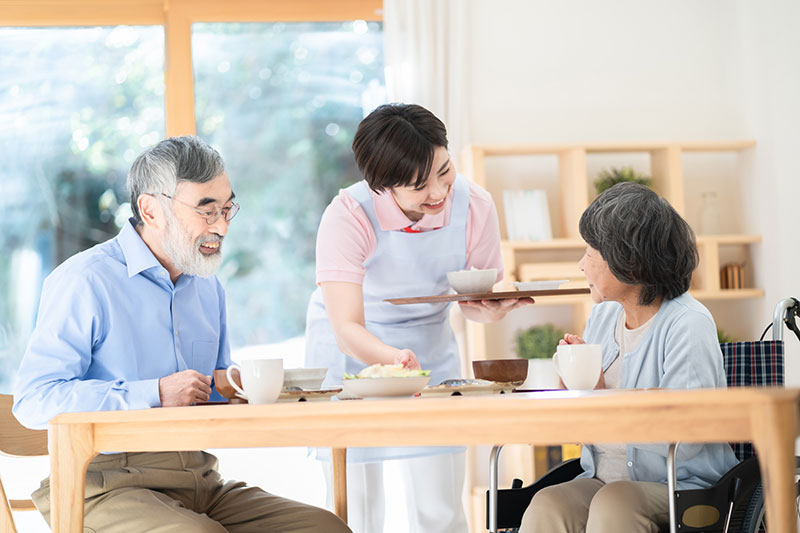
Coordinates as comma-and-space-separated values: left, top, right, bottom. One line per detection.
486, 297, 800, 533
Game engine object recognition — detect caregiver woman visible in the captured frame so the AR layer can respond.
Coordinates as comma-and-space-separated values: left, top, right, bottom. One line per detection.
305, 103, 530, 533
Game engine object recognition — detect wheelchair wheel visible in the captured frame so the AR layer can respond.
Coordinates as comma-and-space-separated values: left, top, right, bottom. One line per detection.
739, 458, 800, 533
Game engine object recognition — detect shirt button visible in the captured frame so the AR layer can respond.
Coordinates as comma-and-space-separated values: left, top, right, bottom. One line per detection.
627, 461, 633, 467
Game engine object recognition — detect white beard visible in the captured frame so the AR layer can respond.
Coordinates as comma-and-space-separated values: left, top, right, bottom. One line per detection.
162, 210, 222, 278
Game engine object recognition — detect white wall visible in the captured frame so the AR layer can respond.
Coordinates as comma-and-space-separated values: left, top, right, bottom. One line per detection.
464, 0, 800, 381
733, 0, 800, 381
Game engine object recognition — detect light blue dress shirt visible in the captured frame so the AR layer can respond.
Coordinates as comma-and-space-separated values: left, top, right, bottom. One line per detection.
13, 219, 230, 429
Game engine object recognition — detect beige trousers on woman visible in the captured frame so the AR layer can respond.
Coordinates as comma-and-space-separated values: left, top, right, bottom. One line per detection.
32, 451, 350, 533
519, 477, 670, 533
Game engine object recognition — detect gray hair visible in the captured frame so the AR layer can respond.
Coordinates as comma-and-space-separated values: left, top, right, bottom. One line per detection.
578, 182, 698, 306
127, 135, 225, 224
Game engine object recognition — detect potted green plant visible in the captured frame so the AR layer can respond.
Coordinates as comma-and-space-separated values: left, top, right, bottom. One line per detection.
717, 328, 737, 344
516, 324, 564, 389
594, 166, 652, 194
516, 323, 565, 359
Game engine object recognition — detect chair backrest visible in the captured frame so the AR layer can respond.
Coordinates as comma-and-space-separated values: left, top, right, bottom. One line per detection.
0, 393, 48, 533
720, 340, 785, 461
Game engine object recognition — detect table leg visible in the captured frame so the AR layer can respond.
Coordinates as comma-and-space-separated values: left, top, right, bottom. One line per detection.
49, 423, 95, 533
332, 448, 348, 524
0, 476, 15, 533
751, 401, 798, 533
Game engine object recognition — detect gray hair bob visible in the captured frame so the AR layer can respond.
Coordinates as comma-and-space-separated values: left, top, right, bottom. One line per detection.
578, 182, 698, 306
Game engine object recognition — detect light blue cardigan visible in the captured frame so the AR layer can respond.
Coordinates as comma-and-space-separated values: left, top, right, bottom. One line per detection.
577, 293, 740, 489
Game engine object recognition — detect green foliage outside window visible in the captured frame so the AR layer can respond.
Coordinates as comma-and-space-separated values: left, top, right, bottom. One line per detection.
0, 22, 385, 392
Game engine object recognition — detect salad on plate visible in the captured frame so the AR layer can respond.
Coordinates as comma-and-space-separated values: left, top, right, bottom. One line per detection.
344, 363, 431, 380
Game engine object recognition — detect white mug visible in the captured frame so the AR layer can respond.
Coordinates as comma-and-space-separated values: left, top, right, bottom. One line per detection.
226, 358, 284, 404
552, 344, 602, 390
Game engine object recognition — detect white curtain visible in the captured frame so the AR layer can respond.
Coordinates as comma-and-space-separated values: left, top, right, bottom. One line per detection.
382, 0, 470, 158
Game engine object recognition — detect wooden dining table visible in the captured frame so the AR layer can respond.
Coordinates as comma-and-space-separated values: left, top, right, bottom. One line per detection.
48, 387, 800, 532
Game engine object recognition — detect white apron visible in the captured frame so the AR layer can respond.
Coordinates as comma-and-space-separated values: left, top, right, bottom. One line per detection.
305, 175, 470, 462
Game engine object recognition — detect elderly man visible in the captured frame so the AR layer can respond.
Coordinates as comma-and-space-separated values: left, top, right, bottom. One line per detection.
13, 136, 350, 532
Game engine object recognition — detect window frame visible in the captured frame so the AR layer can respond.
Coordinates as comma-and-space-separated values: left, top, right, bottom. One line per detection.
0, 0, 383, 136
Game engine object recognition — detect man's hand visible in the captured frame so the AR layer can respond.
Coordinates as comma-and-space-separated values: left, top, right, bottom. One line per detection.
158, 370, 212, 407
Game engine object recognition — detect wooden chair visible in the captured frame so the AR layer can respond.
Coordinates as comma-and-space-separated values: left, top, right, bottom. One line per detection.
0, 394, 47, 533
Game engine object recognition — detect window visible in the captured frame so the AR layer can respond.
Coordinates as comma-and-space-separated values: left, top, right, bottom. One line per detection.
193, 21, 385, 348
0, 1, 384, 390
0, 25, 165, 391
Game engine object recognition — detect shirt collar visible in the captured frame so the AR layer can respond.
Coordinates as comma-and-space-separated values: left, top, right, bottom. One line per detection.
118, 218, 166, 278
371, 187, 452, 231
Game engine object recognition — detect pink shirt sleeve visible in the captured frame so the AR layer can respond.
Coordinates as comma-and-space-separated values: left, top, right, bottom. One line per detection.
465, 181, 505, 283
316, 180, 504, 285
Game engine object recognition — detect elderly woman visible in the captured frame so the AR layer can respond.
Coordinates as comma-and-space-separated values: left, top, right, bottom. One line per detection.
520, 183, 739, 533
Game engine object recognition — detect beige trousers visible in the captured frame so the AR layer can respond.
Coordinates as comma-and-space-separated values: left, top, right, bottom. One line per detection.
519, 477, 670, 533
32, 451, 350, 533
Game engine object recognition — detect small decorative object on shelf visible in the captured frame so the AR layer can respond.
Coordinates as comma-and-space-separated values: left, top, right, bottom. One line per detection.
700, 190, 721, 234
720, 262, 745, 289
594, 166, 652, 194
502, 189, 552, 241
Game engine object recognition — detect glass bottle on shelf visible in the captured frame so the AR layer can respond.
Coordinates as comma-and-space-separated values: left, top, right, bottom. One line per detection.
699, 191, 721, 235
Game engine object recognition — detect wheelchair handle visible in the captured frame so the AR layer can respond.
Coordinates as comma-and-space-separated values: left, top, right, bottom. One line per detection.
773, 297, 800, 342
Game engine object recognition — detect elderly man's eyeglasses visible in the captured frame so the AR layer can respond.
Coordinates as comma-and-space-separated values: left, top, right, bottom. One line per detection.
161, 193, 240, 225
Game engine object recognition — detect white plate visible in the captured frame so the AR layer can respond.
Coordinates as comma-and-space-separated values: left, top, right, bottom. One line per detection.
419, 379, 519, 397
513, 279, 569, 291
340, 376, 431, 399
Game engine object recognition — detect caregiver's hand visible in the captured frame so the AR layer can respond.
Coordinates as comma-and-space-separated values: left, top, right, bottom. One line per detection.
394, 349, 421, 370
458, 297, 534, 323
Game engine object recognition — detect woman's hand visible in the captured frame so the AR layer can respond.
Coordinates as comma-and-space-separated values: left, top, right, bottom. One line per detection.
559, 333, 586, 345
594, 371, 607, 390
458, 297, 534, 323
394, 349, 421, 370
557, 334, 605, 388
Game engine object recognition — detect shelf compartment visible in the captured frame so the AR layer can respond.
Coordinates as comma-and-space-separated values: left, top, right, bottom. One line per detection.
517, 262, 584, 282
690, 289, 765, 300
502, 238, 586, 251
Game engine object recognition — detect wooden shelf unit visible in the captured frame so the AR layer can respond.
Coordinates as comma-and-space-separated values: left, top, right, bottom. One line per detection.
461, 140, 760, 361
460, 141, 759, 533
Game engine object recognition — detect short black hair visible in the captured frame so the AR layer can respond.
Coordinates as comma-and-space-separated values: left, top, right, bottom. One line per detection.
579, 182, 698, 306
352, 103, 448, 192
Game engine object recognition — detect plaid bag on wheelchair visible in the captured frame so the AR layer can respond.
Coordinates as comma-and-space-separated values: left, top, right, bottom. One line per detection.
721, 340, 785, 461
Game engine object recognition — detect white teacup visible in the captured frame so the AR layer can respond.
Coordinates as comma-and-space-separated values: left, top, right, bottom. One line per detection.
226, 358, 284, 404
552, 344, 602, 390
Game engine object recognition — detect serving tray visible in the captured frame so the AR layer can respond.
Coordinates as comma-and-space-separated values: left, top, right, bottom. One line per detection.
384, 287, 590, 305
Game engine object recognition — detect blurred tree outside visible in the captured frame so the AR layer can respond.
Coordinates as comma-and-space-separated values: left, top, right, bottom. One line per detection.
0, 21, 385, 392
193, 21, 385, 348
0, 26, 165, 392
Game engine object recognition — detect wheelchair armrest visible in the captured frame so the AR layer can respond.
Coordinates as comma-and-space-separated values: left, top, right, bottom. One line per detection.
486, 458, 584, 530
